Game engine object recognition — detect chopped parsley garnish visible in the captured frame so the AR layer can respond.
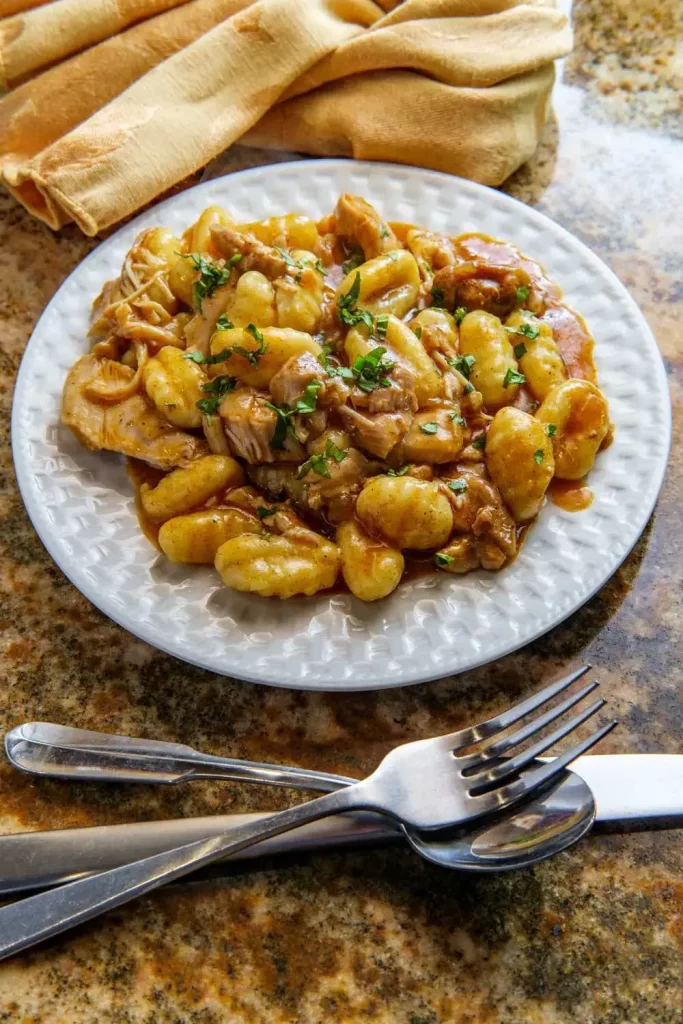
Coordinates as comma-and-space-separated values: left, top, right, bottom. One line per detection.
453, 306, 467, 326
273, 246, 300, 269
341, 246, 364, 277
448, 354, 476, 379
256, 506, 277, 519
352, 346, 394, 393
375, 314, 389, 341
503, 368, 526, 388
463, 381, 475, 394
181, 252, 238, 311
185, 347, 232, 366
450, 413, 467, 426
506, 321, 540, 340
215, 313, 235, 332
420, 422, 438, 435
294, 379, 322, 416
533, 449, 544, 464
337, 273, 374, 331
379, 225, 390, 239
231, 323, 268, 365
195, 375, 237, 416
516, 285, 530, 304
414, 326, 422, 340
546, 423, 557, 437
265, 402, 294, 449
298, 439, 347, 479
435, 552, 454, 567
430, 285, 444, 306
448, 479, 468, 494
472, 433, 487, 450
387, 465, 411, 477
513, 341, 527, 360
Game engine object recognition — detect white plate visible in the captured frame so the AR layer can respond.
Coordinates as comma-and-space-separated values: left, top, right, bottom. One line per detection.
11, 160, 671, 691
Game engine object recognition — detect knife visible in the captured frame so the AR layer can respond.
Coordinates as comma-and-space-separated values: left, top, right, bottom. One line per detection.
0, 755, 680, 895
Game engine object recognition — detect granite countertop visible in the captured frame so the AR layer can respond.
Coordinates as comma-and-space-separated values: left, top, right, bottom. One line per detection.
0, 0, 682, 1019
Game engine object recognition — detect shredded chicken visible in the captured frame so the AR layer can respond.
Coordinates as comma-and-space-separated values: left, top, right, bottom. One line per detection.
219, 388, 305, 464
440, 466, 517, 569
432, 262, 534, 320
211, 226, 287, 279
334, 193, 399, 260
251, 445, 369, 524
269, 352, 349, 410
61, 355, 207, 469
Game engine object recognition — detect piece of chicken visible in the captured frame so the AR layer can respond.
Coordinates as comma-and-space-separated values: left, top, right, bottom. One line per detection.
269, 352, 349, 410
338, 361, 418, 459
431, 262, 534, 320
219, 387, 305, 464
251, 443, 370, 525
211, 226, 287, 280
334, 193, 399, 260
439, 465, 517, 569
62, 355, 207, 469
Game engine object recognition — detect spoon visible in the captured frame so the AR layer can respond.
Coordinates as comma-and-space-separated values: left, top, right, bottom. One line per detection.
6, 722, 596, 871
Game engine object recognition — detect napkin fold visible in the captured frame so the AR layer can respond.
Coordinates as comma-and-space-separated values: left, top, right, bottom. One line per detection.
0, 0, 572, 235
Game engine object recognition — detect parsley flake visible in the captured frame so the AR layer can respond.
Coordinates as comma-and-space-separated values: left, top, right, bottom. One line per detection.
472, 433, 487, 450
298, 439, 347, 479
435, 552, 454, 567
448, 354, 476, 379
420, 422, 439, 435
430, 284, 444, 306
387, 465, 411, 477
448, 479, 467, 494
450, 413, 467, 426
453, 307, 467, 326
513, 341, 527, 360
215, 313, 234, 332
353, 346, 395, 393
195, 374, 237, 416
337, 273, 374, 332
503, 368, 526, 388
379, 225, 390, 239
295, 379, 322, 416
516, 285, 530, 304
533, 449, 544, 464
185, 347, 232, 366
265, 401, 294, 449
414, 326, 422, 340
506, 321, 540, 340
181, 253, 236, 312
256, 506, 277, 519
546, 423, 557, 437
375, 314, 389, 341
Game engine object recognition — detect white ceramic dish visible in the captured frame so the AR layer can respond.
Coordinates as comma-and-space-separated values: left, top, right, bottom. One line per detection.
11, 160, 671, 690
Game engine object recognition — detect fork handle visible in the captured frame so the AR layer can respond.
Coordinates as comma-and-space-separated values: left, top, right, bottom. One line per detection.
5, 722, 354, 792
0, 785, 360, 962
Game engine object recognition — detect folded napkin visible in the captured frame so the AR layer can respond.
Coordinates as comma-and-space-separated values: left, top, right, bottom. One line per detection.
0, 0, 572, 235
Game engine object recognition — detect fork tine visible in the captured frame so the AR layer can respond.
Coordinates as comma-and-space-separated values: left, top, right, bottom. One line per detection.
468, 697, 606, 792
448, 664, 592, 751
472, 719, 618, 815
462, 680, 600, 771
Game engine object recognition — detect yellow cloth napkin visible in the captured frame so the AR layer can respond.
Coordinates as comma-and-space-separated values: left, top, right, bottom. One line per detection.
0, 0, 572, 235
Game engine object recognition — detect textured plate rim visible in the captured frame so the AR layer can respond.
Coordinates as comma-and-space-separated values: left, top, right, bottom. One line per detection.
11, 159, 672, 691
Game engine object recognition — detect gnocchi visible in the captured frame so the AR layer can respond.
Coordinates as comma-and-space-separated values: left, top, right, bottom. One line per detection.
64, 192, 611, 603
535, 379, 610, 479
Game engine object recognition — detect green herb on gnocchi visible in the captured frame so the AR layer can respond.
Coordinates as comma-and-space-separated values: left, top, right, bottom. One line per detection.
503, 368, 526, 388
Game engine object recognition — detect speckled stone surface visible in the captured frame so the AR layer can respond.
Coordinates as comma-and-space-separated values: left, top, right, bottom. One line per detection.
0, 0, 682, 1019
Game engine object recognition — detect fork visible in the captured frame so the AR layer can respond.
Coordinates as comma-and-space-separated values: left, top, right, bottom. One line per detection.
0, 667, 615, 960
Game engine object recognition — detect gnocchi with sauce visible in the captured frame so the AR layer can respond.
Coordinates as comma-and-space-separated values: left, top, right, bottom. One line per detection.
61, 193, 612, 602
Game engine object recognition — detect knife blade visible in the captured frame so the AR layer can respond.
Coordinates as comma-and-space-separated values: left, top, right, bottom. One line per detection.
0, 755, 679, 895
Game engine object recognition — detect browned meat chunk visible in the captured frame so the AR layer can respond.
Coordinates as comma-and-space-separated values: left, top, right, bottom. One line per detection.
211, 226, 287, 279
61, 355, 207, 470
432, 262, 534, 319
334, 193, 399, 260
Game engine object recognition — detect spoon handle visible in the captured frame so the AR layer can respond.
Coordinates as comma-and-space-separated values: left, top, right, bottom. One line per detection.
5, 722, 356, 791
0, 786, 359, 962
